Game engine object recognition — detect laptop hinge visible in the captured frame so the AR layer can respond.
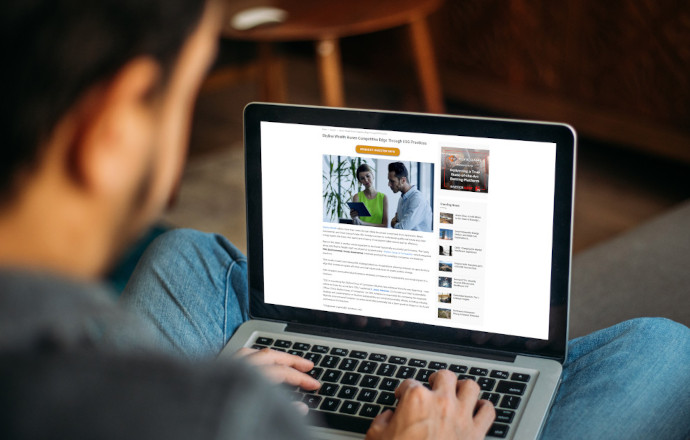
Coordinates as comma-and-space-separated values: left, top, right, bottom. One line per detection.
285, 323, 516, 363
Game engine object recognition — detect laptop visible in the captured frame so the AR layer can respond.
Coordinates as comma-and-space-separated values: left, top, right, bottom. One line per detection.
221, 103, 576, 439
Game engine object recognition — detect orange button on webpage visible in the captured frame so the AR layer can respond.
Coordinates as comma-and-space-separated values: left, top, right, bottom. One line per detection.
355, 145, 400, 156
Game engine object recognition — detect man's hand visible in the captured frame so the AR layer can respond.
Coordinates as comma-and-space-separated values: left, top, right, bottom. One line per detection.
365, 370, 495, 440
234, 347, 320, 391
391, 213, 399, 228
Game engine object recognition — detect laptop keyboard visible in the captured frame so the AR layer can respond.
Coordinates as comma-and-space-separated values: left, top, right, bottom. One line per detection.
251, 336, 533, 439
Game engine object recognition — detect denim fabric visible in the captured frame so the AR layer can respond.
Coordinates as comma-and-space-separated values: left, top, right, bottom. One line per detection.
543, 318, 690, 439
121, 229, 690, 439
120, 229, 249, 359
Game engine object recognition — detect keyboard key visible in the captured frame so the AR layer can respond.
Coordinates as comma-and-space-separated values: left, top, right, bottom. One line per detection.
340, 400, 361, 414
495, 409, 515, 424
449, 364, 468, 373
481, 392, 500, 406
396, 366, 417, 379
303, 394, 322, 408
377, 363, 397, 377
318, 383, 339, 396
429, 361, 448, 370
322, 369, 342, 383
408, 359, 427, 368
357, 389, 378, 402
337, 386, 358, 399
358, 361, 378, 374
469, 367, 488, 376
488, 423, 510, 438
496, 381, 527, 396
340, 372, 361, 385
251, 344, 266, 350
379, 378, 400, 391
307, 367, 323, 380
490, 370, 510, 380
511, 373, 531, 382
293, 342, 310, 351
255, 337, 273, 345
360, 403, 381, 418
311, 345, 329, 353
288, 350, 304, 357
339, 358, 359, 371
304, 353, 322, 364
274, 340, 292, 348
350, 350, 368, 359
415, 369, 434, 382
320, 397, 341, 412
273, 348, 286, 352
458, 375, 477, 381
369, 353, 387, 362
321, 355, 340, 368
361, 375, 380, 389
377, 392, 397, 405
389, 356, 407, 365
331, 347, 349, 357
499, 395, 521, 410
477, 378, 496, 391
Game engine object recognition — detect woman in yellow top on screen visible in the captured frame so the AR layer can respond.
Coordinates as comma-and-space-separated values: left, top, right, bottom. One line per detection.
350, 164, 389, 227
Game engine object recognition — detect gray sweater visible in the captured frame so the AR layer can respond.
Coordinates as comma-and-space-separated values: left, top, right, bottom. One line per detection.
0, 269, 308, 440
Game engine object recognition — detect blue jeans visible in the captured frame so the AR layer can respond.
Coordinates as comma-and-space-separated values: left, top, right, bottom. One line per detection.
120, 229, 690, 439
120, 229, 249, 358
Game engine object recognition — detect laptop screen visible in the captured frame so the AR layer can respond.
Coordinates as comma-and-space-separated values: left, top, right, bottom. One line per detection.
244, 104, 575, 362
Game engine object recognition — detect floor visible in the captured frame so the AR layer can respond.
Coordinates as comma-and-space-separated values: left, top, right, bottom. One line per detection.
162, 55, 690, 256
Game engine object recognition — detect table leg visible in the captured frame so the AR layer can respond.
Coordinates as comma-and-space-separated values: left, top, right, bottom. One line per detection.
408, 16, 445, 113
316, 38, 345, 107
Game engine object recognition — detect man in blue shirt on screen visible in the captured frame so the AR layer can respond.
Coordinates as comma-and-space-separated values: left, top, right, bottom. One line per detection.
388, 162, 433, 232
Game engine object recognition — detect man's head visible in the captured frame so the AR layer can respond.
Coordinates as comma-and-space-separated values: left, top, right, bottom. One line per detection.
0, 0, 222, 276
387, 162, 410, 194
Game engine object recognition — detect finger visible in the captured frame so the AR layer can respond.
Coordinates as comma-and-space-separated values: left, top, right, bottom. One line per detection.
394, 378, 423, 400
366, 409, 394, 440
245, 348, 315, 372
428, 369, 458, 395
233, 347, 258, 358
292, 401, 310, 416
262, 364, 321, 390
456, 378, 481, 408
473, 399, 496, 432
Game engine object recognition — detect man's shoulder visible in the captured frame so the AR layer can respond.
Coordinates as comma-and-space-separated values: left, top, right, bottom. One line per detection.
0, 348, 308, 439
0, 268, 155, 353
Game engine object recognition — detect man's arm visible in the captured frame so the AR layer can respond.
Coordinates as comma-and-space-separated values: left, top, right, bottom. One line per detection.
392, 193, 426, 230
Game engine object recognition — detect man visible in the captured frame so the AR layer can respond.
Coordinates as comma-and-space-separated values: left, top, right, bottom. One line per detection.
0, 0, 491, 438
388, 162, 433, 232
0, 1, 688, 439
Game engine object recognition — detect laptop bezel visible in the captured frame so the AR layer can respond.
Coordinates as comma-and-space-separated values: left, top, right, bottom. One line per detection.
243, 103, 575, 363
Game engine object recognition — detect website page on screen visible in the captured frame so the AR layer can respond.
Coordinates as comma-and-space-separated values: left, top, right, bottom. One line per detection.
260, 121, 557, 340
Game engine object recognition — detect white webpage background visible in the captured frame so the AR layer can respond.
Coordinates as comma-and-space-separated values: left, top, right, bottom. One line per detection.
259, 121, 556, 339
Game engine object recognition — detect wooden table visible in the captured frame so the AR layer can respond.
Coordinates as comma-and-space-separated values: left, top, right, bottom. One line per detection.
222, 0, 445, 113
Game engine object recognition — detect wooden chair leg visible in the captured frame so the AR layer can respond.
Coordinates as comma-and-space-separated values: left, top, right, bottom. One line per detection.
316, 38, 345, 107
408, 16, 445, 114
259, 42, 287, 102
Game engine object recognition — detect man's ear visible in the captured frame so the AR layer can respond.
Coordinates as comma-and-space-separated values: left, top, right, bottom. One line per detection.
68, 57, 162, 197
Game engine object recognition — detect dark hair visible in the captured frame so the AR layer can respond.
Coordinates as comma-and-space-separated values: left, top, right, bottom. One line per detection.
388, 162, 409, 180
356, 163, 373, 180
0, 0, 209, 205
